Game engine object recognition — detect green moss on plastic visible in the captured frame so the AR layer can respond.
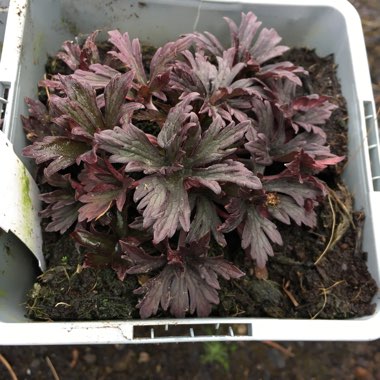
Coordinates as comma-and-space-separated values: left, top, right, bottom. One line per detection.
20, 165, 33, 239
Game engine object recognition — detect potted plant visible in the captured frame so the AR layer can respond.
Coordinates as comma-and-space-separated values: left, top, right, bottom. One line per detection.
0, 0, 379, 343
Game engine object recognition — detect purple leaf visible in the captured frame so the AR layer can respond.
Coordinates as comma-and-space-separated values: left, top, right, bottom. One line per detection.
193, 12, 289, 67
189, 117, 249, 166
120, 241, 166, 274
245, 99, 277, 170
258, 62, 307, 86
188, 31, 224, 57
95, 124, 164, 173
77, 160, 133, 222
134, 265, 175, 318
186, 195, 226, 247
266, 193, 317, 228
190, 159, 262, 194
221, 197, 282, 268
71, 228, 129, 281
249, 27, 289, 64
134, 175, 191, 243
157, 95, 198, 160
108, 30, 147, 85
149, 36, 192, 82
72, 64, 120, 89
241, 206, 283, 268
133, 237, 244, 318
56, 41, 81, 71
53, 75, 105, 136
21, 98, 60, 142
263, 175, 324, 206
39, 174, 82, 233
292, 95, 338, 133
104, 71, 136, 128
22, 136, 89, 177
56, 31, 100, 71
284, 150, 345, 179
170, 49, 261, 122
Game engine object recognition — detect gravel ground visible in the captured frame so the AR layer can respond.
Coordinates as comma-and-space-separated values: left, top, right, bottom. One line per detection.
0, 1, 379, 379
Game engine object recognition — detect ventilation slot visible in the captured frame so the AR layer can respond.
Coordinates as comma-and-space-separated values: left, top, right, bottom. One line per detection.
0, 82, 10, 131
133, 323, 251, 341
364, 101, 380, 191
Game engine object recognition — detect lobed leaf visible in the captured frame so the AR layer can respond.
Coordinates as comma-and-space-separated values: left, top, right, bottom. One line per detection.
39, 174, 83, 233
157, 95, 198, 161
120, 241, 166, 274
190, 159, 262, 194
95, 124, 164, 173
21, 98, 59, 142
103, 71, 136, 129
188, 117, 249, 166
133, 237, 244, 318
292, 95, 338, 133
108, 30, 147, 85
56, 31, 100, 71
134, 175, 191, 243
241, 206, 283, 268
71, 228, 129, 281
72, 63, 120, 89
22, 136, 89, 177
267, 193, 317, 228
77, 160, 133, 222
149, 36, 193, 82
186, 195, 226, 247
54, 75, 105, 136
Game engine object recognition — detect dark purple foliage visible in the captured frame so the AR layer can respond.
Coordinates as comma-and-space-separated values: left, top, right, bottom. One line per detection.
22, 11, 343, 318
121, 235, 244, 318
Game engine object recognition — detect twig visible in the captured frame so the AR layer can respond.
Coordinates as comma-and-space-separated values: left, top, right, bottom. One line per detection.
329, 185, 354, 227
69, 349, 79, 369
354, 212, 365, 256
314, 193, 336, 265
282, 280, 299, 307
311, 280, 345, 319
261, 341, 294, 358
0, 354, 18, 380
43, 74, 51, 101
46, 356, 60, 380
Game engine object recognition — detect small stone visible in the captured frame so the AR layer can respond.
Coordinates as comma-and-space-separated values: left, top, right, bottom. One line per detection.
30, 358, 40, 369
83, 353, 97, 365
138, 352, 150, 363
114, 351, 135, 372
354, 366, 373, 380
236, 324, 248, 335
255, 266, 268, 280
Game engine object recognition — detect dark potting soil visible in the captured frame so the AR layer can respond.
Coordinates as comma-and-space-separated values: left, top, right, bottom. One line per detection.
25, 48, 378, 321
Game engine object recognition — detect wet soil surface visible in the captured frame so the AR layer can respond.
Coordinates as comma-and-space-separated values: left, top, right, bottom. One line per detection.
1, 340, 380, 379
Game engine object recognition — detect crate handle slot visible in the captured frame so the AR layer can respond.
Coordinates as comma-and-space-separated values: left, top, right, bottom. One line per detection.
364, 101, 380, 191
0, 82, 10, 126
132, 323, 251, 342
